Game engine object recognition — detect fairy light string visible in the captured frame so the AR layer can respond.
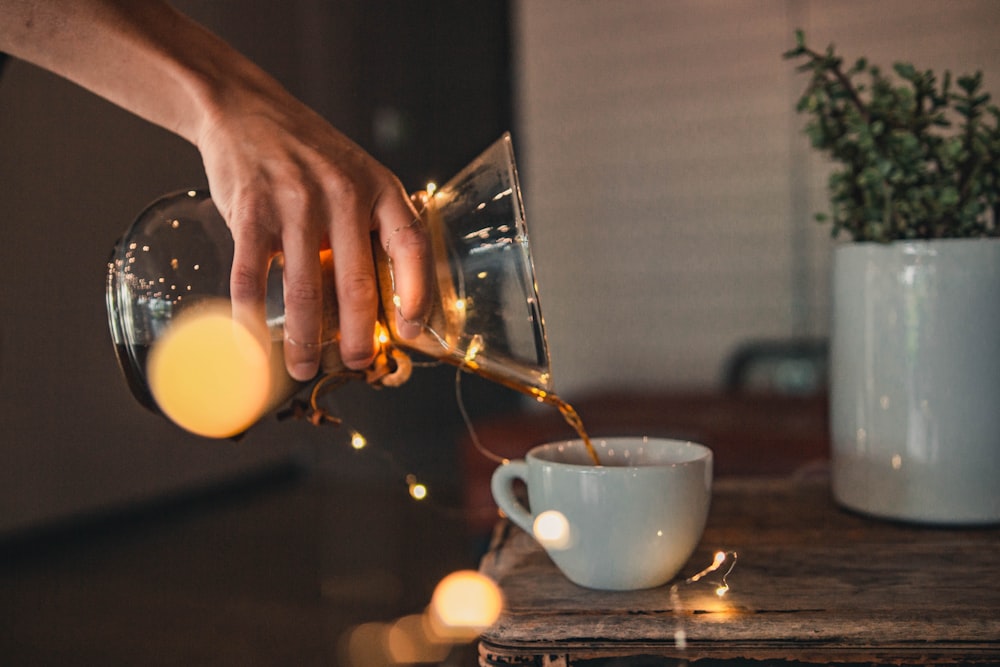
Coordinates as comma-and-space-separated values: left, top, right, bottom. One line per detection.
686, 549, 738, 597
289, 182, 740, 623
454, 367, 509, 465
670, 550, 739, 651
286, 356, 506, 507
282, 294, 740, 616
276, 180, 743, 665
295, 337, 740, 658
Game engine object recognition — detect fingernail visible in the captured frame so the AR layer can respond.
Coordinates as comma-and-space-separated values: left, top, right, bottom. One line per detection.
291, 361, 319, 381
343, 353, 376, 371
396, 317, 424, 340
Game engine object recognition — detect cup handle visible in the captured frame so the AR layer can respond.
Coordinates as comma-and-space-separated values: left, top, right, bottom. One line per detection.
490, 461, 534, 534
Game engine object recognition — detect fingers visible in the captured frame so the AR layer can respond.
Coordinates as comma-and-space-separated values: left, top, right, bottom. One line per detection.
279, 224, 326, 380
329, 183, 379, 370
225, 172, 430, 381
228, 208, 274, 365
228, 194, 326, 382
378, 186, 433, 340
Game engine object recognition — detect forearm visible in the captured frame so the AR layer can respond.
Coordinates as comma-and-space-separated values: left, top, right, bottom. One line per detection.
2, 0, 433, 380
0, 0, 283, 147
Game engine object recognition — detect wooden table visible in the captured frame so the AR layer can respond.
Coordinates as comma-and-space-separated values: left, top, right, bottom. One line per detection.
478, 476, 1000, 666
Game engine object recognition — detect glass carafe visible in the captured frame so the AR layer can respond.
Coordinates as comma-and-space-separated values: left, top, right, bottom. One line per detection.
106, 133, 552, 436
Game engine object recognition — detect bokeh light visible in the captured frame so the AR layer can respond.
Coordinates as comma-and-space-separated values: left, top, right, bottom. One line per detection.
406, 474, 428, 501
147, 301, 270, 438
340, 570, 505, 666
385, 614, 451, 664
341, 621, 391, 667
532, 510, 572, 550
427, 570, 504, 641
350, 431, 368, 450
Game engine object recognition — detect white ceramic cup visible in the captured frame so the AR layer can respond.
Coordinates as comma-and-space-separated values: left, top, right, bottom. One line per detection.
490, 437, 713, 590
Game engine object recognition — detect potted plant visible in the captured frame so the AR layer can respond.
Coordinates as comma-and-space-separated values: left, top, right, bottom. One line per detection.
784, 31, 1000, 524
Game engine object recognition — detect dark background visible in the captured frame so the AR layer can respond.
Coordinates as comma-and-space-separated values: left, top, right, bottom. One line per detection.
0, 0, 516, 538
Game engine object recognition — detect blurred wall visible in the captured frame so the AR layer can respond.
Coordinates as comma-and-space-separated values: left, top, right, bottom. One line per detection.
0, 5, 294, 537
513, 0, 1000, 396
0, 1, 512, 535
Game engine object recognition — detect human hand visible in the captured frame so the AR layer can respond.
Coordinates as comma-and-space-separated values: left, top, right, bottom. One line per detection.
197, 89, 432, 382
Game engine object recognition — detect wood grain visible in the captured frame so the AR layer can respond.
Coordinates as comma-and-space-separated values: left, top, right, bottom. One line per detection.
479, 477, 1000, 665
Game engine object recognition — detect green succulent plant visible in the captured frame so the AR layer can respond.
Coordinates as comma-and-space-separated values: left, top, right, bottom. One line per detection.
784, 30, 1000, 242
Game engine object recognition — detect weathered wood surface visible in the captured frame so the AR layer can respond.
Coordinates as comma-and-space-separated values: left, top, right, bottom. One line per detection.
479, 476, 1000, 665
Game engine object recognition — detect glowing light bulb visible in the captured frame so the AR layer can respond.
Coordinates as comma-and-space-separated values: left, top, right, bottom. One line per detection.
426, 182, 437, 196
464, 334, 484, 364
533, 510, 571, 550
406, 474, 427, 501
682, 549, 738, 600
428, 571, 503, 640
350, 431, 367, 450
147, 301, 270, 438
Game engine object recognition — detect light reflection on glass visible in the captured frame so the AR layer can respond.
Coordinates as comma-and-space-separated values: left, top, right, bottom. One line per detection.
464, 333, 483, 363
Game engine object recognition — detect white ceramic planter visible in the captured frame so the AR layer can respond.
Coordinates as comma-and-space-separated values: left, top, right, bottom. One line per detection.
830, 238, 1000, 525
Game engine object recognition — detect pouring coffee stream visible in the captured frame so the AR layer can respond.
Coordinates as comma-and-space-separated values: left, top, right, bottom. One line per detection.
106, 134, 601, 464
